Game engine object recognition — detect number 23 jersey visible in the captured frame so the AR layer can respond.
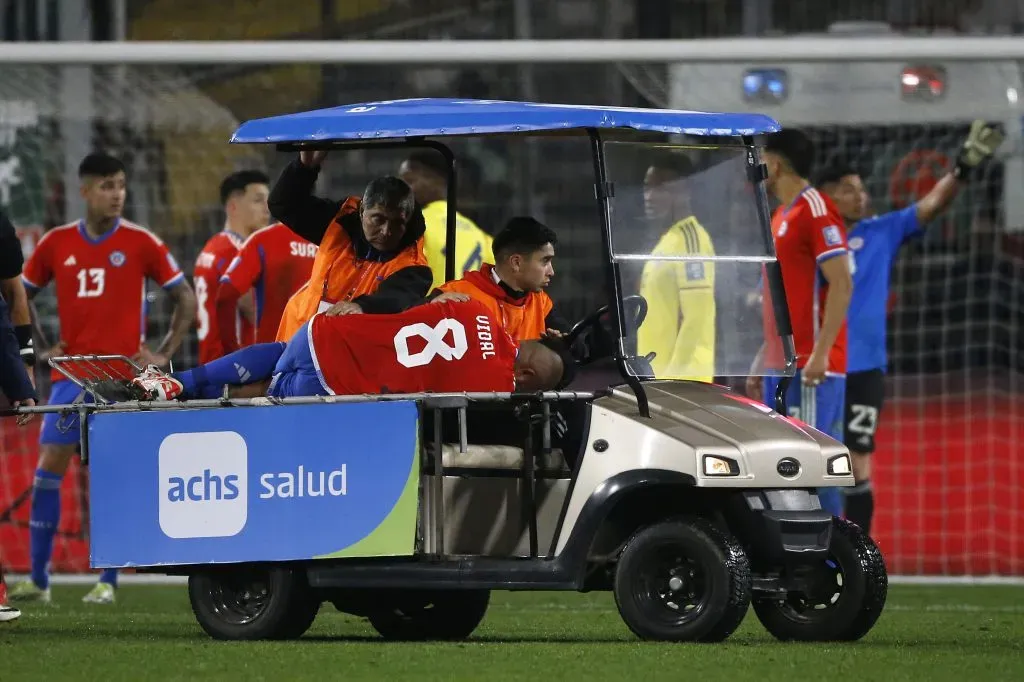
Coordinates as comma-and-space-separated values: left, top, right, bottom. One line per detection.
22, 219, 184, 380
308, 299, 518, 395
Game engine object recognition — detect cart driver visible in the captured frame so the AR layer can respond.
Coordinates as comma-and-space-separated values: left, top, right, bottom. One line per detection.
269, 150, 434, 342
429, 216, 568, 341
128, 298, 573, 402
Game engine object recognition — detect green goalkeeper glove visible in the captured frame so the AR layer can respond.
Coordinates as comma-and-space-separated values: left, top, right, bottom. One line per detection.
954, 119, 1004, 179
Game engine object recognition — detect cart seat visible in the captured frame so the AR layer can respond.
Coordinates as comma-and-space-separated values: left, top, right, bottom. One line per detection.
439, 444, 568, 472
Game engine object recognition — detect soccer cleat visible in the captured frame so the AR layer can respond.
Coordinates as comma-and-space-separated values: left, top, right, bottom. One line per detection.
6, 580, 51, 604
0, 605, 21, 622
82, 582, 116, 605
131, 365, 184, 401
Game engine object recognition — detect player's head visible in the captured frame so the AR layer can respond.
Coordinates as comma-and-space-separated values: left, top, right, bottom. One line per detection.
220, 170, 271, 235
762, 129, 815, 193
514, 337, 576, 392
643, 151, 695, 223
78, 153, 126, 220
814, 162, 868, 223
492, 217, 557, 293
360, 176, 416, 252
397, 150, 449, 206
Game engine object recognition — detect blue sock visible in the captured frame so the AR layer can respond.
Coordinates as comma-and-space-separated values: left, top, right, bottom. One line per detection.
30, 469, 63, 590
817, 487, 845, 517
99, 568, 118, 587
172, 343, 287, 399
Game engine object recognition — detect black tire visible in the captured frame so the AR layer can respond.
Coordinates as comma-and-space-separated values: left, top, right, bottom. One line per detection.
189, 566, 320, 641
752, 517, 888, 641
366, 589, 490, 641
613, 517, 752, 642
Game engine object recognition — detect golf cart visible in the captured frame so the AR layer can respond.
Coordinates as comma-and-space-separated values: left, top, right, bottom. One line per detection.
27, 98, 886, 643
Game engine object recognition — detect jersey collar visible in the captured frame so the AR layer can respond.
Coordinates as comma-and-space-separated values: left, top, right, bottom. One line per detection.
78, 218, 121, 245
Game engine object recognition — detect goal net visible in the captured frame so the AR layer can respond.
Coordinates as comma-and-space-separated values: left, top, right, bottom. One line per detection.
0, 43, 1021, 578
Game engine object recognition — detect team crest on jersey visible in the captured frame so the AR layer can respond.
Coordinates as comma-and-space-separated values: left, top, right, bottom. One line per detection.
685, 262, 706, 281
776, 221, 788, 237
849, 236, 864, 250
822, 225, 843, 247
109, 250, 126, 267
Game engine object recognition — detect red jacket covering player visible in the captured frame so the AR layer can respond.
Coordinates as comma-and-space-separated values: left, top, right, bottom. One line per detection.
22, 219, 184, 382
761, 186, 849, 375
308, 299, 522, 395
216, 222, 317, 353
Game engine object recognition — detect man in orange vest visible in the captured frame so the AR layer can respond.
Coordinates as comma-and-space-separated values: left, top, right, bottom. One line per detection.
431, 216, 567, 341
269, 150, 433, 341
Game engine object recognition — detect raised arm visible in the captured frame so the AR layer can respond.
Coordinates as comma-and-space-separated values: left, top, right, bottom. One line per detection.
267, 151, 341, 246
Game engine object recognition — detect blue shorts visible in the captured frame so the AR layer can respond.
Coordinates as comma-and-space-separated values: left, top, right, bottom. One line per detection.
763, 371, 846, 441
266, 323, 328, 399
39, 380, 94, 447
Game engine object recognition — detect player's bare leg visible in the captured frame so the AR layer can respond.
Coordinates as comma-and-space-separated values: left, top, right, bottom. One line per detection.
227, 380, 272, 399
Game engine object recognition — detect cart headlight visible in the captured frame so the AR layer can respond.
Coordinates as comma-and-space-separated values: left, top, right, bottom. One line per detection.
827, 454, 852, 476
703, 455, 740, 476
742, 68, 788, 104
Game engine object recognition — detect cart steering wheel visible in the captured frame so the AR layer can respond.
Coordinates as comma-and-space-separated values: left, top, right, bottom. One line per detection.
565, 295, 648, 347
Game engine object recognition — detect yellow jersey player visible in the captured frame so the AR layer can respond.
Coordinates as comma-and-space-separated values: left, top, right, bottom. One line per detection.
637, 154, 716, 383
398, 150, 494, 290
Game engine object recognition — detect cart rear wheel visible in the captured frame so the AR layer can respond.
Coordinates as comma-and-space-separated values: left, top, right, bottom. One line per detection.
752, 518, 888, 641
189, 566, 320, 641
613, 517, 751, 642
367, 589, 490, 641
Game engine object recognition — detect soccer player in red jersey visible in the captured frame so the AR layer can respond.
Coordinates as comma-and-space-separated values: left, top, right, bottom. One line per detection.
131, 299, 571, 401
746, 129, 853, 517
193, 171, 272, 363
214, 221, 317, 354
10, 153, 197, 606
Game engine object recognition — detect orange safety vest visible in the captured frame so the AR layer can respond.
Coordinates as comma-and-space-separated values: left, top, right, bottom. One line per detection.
436, 264, 553, 341
276, 197, 429, 341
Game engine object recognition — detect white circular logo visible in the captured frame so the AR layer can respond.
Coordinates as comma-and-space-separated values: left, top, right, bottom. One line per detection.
109, 250, 126, 267
849, 237, 864, 250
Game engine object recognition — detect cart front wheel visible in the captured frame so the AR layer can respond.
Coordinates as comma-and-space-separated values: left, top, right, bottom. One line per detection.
367, 589, 490, 641
613, 517, 752, 642
189, 566, 320, 641
752, 517, 888, 641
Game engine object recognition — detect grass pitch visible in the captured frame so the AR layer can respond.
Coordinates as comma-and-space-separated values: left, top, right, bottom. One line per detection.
2, 584, 1022, 682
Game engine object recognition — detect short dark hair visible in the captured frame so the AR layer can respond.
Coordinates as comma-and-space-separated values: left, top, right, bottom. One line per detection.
404, 150, 450, 180
763, 129, 815, 179
220, 170, 270, 205
78, 153, 125, 179
812, 162, 861, 188
648, 150, 696, 179
492, 217, 557, 261
361, 176, 416, 215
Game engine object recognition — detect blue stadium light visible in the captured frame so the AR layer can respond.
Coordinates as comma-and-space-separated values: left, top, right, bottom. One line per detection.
742, 69, 788, 104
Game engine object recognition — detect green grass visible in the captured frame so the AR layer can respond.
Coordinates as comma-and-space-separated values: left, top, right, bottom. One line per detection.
2, 585, 1023, 681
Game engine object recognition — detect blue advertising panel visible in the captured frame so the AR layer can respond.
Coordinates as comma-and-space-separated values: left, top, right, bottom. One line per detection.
88, 401, 420, 568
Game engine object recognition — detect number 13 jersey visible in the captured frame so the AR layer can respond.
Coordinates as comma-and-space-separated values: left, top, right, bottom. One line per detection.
307, 299, 518, 395
21, 219, 184, 382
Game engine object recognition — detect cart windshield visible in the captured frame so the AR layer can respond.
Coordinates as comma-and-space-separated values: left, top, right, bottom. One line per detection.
603, 141, 791, 381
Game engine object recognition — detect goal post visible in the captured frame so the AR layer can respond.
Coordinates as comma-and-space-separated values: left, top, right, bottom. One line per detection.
0, 39, 1020, 580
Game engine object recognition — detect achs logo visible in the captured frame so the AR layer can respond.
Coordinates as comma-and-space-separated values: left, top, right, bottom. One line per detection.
158, 431, 248, 539
776, 221, 788, 238
109, 250, 126, 267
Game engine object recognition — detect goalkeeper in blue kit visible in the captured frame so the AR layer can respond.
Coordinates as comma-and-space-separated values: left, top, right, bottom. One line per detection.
814, 120, 1004, 533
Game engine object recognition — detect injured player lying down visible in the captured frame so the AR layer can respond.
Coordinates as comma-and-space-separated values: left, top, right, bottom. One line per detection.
130, 299, 571, 401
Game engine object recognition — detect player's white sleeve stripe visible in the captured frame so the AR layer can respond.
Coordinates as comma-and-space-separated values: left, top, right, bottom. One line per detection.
160, 272, 185, 289
305, 315, 336, 396
816, 247, 848, 262
21, 275, 41, 290
804, 188, 827, 217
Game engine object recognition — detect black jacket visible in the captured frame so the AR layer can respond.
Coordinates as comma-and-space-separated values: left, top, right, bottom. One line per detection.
268, 160, 432, 314
0, 210, 34, 401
